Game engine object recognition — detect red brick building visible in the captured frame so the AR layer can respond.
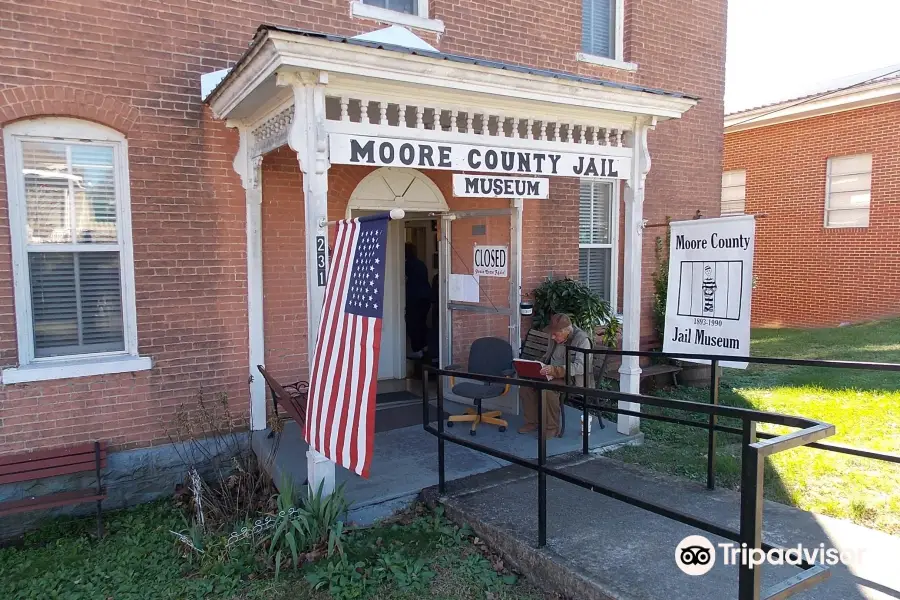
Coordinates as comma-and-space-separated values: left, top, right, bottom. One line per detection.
724, 69, 900, 328
0, 0, 725, 508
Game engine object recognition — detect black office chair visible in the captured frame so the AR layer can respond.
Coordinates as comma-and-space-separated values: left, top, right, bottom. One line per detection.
446, 337, 514, 435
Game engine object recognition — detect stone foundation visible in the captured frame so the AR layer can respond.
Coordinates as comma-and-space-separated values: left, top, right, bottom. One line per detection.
0, 433, 251, 540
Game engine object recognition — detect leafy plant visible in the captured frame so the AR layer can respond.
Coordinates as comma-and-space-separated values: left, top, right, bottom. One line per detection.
375, 551, 435, 592
259, 479, 349, 578
531, 277, 620, 347
306, 557, 369, 599
458, 553, 516, 588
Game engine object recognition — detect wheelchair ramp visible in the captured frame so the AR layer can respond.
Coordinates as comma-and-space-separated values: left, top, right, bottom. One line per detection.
434, 456, 899, 600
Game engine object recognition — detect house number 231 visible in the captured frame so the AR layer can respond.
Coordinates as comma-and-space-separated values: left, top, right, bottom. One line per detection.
316, 235, 327, 286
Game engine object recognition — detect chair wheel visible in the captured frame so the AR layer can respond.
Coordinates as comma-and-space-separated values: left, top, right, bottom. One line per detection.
446, 420, 454, 428
470, 429, 477, 436
499, 426, 507, 432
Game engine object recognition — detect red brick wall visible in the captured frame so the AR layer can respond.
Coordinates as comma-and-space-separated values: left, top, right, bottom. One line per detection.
0, 0, 725, 453
724, 102, 900, 328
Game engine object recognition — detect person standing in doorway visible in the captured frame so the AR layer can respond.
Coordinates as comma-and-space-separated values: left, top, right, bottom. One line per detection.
405, 243, 432, 358
518, 314, 591, 437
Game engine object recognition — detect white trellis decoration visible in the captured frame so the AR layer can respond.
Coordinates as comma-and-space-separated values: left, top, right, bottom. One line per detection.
225, 506, 306, 548
170, 530, 204, 554
190, 467, 205, 529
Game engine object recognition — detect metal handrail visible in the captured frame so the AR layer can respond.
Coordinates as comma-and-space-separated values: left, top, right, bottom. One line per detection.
421, 365, 837, 600
568, 346, 900, 470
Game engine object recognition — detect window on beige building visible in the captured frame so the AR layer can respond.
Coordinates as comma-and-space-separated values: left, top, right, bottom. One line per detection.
579, 180, 618, 308
826, 154, 872, 228
721, 170, 746, 215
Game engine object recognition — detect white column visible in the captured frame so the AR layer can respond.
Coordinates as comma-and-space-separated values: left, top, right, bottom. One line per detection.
232, 126, 267, 431
618, 117, 655, 435
280, 70, 335, 496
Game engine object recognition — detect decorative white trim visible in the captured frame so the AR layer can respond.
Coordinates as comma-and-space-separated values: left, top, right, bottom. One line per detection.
2, 117, 142, 373
350, 1, 445, 33
251, 105, 294, 157
614, 0, 624, 63
1, 355, 152, 384
576, 52, 637, 72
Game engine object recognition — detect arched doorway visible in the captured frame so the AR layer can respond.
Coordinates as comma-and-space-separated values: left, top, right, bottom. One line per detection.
347, 167, 448, 215
348, 168, 447, 386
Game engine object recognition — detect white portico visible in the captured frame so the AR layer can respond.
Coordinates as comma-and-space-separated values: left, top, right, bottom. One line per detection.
205, 25, 697, 492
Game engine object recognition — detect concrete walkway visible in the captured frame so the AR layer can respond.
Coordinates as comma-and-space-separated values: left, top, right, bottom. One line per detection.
252, 400, 637, 524
438, 455, 900, 600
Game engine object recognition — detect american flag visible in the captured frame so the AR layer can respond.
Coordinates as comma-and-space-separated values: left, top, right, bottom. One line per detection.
305, 213, 390, 478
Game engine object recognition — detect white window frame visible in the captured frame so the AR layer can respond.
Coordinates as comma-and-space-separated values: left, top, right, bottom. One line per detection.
578, 180, 620, 314
825, 154, 872, 229
1, 117, 150, 383
721, 169, 747, 216
350, 0, 445, 33
576, 0, 636, 71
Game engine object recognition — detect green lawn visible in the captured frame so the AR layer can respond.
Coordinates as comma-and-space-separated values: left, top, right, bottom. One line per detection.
0, 501, 546, 600
605, 318, 900, 534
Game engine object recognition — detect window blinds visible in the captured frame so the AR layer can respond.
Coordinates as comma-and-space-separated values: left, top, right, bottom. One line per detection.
582, 0, 614, 58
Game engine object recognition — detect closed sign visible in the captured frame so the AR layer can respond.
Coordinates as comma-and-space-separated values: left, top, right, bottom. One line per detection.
474, 245, 508, 277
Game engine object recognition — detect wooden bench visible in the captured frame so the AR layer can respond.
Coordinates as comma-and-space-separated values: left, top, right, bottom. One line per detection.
257, 365, 308, 432
519, 328, 604, 433
520, 328, 552, 362
0, 442, 107, 538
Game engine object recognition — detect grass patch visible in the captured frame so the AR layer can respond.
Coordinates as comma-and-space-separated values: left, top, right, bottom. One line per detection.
1, 501, 547, 600
605, 318, 900, 534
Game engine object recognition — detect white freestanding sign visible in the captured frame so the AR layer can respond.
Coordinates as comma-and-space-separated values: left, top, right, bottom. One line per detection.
663, 216, 755, 368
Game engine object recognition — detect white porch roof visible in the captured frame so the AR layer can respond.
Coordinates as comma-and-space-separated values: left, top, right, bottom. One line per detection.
206, 25, 698, 137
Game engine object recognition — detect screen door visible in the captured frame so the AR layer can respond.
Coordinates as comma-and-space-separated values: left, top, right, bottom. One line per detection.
439, 207, 521, 413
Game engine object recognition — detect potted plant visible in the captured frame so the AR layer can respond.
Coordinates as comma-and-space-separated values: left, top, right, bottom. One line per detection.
531, 276, 621, 357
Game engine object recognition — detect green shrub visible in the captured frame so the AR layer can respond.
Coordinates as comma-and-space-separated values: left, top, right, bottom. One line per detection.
531, 277, 620, 347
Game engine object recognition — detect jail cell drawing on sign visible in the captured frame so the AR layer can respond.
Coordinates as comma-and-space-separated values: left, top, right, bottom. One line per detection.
676, 261, 743, 320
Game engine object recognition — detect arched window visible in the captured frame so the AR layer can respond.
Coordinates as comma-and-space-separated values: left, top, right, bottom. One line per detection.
2, 118, 149, 382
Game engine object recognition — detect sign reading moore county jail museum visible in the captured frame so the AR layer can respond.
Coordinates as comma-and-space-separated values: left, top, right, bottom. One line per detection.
663, 215, 756, 369
330, 134, 631, 179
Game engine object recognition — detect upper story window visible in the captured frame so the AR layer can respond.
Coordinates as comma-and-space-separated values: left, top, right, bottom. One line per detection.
579, 180, 618, 307
579, 0, 632, 69
825, 154, 872, 228
350, 0, 444, 32
721, 170, 747, 215
2, 118, 149, 383
363, 0, 417, 14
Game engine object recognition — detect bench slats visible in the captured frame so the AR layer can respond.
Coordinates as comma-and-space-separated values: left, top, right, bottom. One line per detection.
521, 329, 551, 361
0, 442, 107, 468
0, 457, 108, 485
0, 488, 107, 517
